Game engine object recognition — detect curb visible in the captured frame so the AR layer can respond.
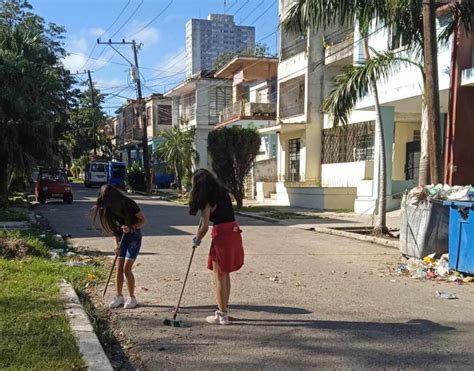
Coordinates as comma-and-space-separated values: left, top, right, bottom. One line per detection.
59, 280, 113, 371
235, 211, 280, 223
307, 225, 399, 249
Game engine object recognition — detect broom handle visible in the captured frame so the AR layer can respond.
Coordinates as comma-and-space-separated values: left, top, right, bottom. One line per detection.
173, 246, 196, 320
103, 234, 124, 297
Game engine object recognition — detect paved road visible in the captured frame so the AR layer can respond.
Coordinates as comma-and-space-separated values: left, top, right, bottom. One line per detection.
38, 185, 474, 370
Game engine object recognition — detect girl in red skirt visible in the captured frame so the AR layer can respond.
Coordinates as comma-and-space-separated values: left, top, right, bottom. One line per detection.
189, 169, 244, 325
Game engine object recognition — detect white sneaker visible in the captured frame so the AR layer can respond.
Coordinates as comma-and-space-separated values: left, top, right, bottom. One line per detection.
123, 297, 138, 309
109, 295, 124, 309
206, 310, 229, 325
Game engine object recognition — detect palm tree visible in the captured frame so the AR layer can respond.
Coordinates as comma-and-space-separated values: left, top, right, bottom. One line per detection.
283, 0, 474, 235
157, 127, 199, 191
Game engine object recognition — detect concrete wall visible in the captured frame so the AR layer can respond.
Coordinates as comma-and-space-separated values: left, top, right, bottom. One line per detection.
393, 121, 421, 180
256, 181, 277, 202
322, 161, 374, 187
276, 182, 356, 210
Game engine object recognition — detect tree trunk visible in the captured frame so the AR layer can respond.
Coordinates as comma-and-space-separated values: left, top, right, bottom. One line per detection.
419, 103, 430, 185
0, 164, 9, 199
364, 38, 388, 236
175, 166, 182, 192
235, 192, 243, 210
422, 0, 443, 184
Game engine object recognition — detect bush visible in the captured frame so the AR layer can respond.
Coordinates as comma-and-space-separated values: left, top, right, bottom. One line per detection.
126, 162, 146, 192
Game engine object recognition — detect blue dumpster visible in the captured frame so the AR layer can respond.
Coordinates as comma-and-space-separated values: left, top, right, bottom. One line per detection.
444, 201, 474, 274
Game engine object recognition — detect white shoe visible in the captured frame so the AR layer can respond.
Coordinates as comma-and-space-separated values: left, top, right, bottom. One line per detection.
206, 310, 229, 325
124, 297, 138, 309
109, 295, 124, 309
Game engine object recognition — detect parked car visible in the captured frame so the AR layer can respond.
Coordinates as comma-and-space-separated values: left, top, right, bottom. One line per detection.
35, 169, 73, 204
84, 160, 108, 187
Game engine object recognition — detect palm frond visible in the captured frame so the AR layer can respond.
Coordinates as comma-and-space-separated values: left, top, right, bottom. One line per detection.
438, 1, 474, 44
322, 50, 417, 127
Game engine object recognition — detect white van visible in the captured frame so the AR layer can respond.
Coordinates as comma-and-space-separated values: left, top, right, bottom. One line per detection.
84, 161, 108, 187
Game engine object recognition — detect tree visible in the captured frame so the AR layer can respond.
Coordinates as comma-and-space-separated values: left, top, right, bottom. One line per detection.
63, 84, 113, 163
208, 127, 261, 209
157, 127, 199, 191
0, 0, 76, 197
214, 42, 271, 71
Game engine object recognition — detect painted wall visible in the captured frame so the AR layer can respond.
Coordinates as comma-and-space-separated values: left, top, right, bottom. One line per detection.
276, 182, 357, 210
392, 121, 421, 181
322, 161, 374, 187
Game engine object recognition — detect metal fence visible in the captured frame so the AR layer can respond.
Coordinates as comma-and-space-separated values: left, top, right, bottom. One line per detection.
322, 121, 375, 164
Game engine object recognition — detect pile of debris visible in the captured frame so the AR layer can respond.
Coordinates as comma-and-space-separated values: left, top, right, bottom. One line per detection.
395, 253, 473, 284
406, 184, 473, 205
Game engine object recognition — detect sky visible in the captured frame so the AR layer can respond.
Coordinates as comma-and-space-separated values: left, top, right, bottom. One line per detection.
30, 0, 280, 115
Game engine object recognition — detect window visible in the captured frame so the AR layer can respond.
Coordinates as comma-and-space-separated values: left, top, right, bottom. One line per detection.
279, 76, 305, 118
158, 105, 172, 125
146, 106, 152, 127
288, 139, 301, 182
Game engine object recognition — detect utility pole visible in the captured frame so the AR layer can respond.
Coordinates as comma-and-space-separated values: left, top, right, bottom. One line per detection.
422, 0, 443, 184
86, 69, 96, 108
98, 39, 152, 192
86, 69, 98, 156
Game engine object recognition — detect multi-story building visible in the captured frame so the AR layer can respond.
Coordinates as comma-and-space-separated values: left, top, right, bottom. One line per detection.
165, 70, 233, 169
186, 14, 255, 76
214, 55, 279, 200
114, 94, 172, 168
272, 0, 474, 213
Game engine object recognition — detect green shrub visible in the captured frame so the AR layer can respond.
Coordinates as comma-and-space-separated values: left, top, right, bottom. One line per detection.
126, 162, 146, 192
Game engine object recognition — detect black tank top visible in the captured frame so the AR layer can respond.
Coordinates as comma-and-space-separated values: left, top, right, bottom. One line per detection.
209, 191, 235, 225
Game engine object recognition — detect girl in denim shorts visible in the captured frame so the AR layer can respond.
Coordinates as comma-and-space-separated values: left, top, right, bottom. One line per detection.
92, 185, 146, 309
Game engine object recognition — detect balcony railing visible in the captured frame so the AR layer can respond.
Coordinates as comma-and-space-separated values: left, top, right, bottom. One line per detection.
124, 126, 143, 144
279, 100, 304, 119
281, 37, 307, 60
219, 101, 277, 124
324, 32, 354, 65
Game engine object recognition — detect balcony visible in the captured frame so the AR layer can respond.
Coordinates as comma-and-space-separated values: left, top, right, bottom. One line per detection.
281, 38, 307, 61
124, 126, 143, 144
324, 31, 354, 66
219, 101, 276, 125
462, 67, 474, 87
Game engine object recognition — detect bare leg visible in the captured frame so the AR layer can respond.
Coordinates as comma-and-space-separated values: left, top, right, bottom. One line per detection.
224, 274, 231, 310
124, 259, 136, 297
115, 258, 125, 296
212, 261, 227, 312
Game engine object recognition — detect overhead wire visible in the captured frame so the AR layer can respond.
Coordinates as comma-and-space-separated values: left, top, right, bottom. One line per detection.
127, 0, 174, 38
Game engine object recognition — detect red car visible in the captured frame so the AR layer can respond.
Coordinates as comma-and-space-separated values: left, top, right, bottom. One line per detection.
35, 169, 73, 204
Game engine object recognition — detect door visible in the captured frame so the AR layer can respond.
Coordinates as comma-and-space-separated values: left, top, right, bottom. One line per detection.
288, 138, 301, 182
405, 141, 421, 181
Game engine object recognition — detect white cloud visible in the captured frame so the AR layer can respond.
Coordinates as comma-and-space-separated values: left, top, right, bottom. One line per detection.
127, 21, 160, 47
63, 53, 88, 73
96, 78, 124, 89
88, 27, 106, 37
154, 48, 187, 74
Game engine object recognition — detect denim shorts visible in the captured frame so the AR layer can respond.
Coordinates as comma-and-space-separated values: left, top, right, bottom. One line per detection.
118, 230, 142, 260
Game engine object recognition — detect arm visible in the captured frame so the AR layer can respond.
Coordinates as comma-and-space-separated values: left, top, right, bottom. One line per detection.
193, 204, 211, 247
121, 211, 146, 233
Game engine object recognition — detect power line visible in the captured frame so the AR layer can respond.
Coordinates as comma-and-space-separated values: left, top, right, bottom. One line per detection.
127, 0, 174, 38
249, 1, 275, 26
239, 0, 265, 25
110, 0, 145, 39
233, 0, 250, 17
80, 0, 131, 71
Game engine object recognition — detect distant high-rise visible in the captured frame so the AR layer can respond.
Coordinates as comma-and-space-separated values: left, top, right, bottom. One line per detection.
186, 14, 255, 76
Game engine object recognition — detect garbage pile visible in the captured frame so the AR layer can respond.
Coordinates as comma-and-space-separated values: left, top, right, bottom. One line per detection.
395, 253, 473, 284
405, 184, 473, 205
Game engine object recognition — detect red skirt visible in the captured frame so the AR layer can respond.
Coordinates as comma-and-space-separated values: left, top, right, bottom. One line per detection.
207, 221, 244, 274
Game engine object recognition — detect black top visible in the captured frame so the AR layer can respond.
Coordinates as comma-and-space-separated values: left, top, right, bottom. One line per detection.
112, 200, 141, 237
209, 191, 235, 225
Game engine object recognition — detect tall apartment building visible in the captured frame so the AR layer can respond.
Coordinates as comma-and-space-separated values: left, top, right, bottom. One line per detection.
185, 14, 255, 76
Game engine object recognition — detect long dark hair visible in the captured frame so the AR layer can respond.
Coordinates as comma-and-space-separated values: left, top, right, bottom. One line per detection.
91, 184, 137, 235
189, 169, 225, 216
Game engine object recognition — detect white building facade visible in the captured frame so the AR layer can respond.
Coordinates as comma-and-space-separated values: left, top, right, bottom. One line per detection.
186, 14, 255, 76
165, 71, 233, 169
